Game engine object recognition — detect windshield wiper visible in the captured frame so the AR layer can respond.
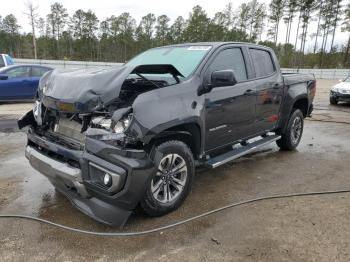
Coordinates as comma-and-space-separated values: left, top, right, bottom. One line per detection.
135, 73, 161, 88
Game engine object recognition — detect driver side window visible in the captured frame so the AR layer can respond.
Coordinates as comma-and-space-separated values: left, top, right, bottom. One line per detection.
6, 67, 30, 79
206, 48, 247, 83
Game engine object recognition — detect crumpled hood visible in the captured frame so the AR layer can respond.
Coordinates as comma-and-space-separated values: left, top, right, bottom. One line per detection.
38, 63, 182, 113
38, 65, 133, 113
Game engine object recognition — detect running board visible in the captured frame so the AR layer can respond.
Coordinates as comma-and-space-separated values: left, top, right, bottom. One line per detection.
206, 135, 281, 168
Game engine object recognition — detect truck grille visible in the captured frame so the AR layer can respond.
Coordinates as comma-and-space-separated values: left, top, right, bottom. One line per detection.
54, 118, 85, 143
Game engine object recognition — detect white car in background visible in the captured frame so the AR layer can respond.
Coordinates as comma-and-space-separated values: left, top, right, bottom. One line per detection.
330, 76, 350, 105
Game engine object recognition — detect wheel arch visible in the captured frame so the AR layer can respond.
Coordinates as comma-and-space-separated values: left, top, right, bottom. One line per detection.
277, 95, 309, 134
145, 122, 202, 160
292, 97, 309, 117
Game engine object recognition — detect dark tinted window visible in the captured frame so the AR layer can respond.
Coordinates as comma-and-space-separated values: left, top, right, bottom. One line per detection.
207, 48, 247, 83
6, 67, 31, 78
31, 67, 50, 77
250, 49, 275, 78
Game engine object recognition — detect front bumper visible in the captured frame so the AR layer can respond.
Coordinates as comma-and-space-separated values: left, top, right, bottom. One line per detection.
25, 128, 155, 227
330, 90, 350, 102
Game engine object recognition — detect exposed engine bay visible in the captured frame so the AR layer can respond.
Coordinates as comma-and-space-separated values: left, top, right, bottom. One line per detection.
25, 64, 184, 151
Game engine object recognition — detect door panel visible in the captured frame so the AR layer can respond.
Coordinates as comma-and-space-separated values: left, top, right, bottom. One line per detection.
249, 48, 283, 132
0, 66, 31, 100
0, 77, 31, 100
205, 82, 256, 151
203, 47, 256, 152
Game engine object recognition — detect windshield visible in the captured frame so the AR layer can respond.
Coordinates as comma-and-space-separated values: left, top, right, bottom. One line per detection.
126, 45, 212, 78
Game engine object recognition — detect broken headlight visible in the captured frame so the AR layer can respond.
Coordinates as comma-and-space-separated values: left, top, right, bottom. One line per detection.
91, 113, 132, 134
33, 100, 42, 125
91, 116, 112, 130
113, 113, 132, 134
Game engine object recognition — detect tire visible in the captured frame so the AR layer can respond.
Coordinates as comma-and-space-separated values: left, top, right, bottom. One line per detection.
330, 96, 338, 105
276, 109, 304, 151
140, 140, 194, 217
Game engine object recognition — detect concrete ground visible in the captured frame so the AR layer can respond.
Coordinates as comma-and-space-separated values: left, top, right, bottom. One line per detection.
1, 79, 350, 261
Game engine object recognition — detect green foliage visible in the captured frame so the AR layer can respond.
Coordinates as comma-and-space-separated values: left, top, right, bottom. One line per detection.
0, 1, 349, 68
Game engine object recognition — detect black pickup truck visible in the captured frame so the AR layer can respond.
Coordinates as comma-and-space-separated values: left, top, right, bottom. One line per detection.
18, 42, 316, 227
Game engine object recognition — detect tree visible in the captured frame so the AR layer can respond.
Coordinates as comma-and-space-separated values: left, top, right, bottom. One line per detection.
268, 0, 285, 44
320, 1, 335, 53
182, 5, 210, 42
311, 2, 323, 53
70, 9, 85, 38
2, 14, 20, 56
236, 3, 250, 33
117, 12, 136, 61
0, 1, 348, 68
283, 0, 298, 44
139, 13, 156, 40
222, 3, 236, 29
169, 16, 185, 43
299, 0, 317, 54
24, 1, 39, 59
330, 0, 344, 51
37, 17, 46, 36
341, 2, 350, 67
47, 2, 68, 58
247, 0, 266, 41
210, 12, 229, 41
155, 15, 170, 45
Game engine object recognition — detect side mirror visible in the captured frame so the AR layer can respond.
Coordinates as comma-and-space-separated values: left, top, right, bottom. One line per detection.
211, 70, 237, 88
0, 74, 8, 80
197, 69, 238, 96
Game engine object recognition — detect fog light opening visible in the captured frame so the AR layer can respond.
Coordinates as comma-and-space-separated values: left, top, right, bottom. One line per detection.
103, 173, 112, 187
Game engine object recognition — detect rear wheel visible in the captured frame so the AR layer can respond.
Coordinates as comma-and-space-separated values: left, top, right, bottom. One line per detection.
140, 140, 194, 216
276, 109, 304, 151
330, 96, 338, 105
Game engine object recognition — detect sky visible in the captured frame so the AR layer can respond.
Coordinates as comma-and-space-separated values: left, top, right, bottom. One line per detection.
1, 0, 349, 52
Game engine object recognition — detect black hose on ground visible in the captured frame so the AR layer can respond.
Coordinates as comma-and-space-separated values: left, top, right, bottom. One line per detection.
313, 107, 350, 113
1, 189, 350, 236
306, 119, 350, 125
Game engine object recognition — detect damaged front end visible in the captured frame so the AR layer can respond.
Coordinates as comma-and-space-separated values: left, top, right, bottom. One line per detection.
18, 64, 183, 226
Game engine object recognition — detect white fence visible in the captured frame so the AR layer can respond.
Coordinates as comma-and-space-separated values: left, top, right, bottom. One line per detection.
281, 68, 350, 80
13, 58, 122, 69
12, 59, 350, 80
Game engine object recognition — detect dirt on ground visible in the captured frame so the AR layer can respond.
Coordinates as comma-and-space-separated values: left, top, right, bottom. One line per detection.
1, 79, 350, 261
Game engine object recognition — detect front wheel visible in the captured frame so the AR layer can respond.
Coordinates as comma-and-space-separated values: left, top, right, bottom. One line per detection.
140, 140, 194, 217
276, 109, 304, 151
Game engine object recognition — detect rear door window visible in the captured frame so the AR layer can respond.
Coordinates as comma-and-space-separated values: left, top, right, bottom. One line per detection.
31, 67, 50, 77
206, 48, 247, 83
249, 49, 275, 78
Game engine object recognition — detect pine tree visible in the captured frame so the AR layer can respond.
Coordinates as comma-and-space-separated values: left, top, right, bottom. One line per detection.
283, 0, 298, 44
341, 2, 350, 67
268, 0, 285, 44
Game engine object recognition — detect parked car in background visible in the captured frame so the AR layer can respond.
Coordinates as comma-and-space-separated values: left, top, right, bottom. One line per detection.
0, 65, 53, 101
0, 54, 14, 68
330, 76, 350, 105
